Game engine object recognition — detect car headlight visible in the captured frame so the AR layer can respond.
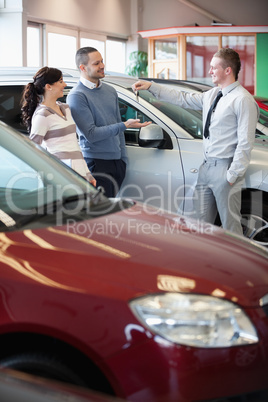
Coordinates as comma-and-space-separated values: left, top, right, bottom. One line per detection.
129, 293, 258, 348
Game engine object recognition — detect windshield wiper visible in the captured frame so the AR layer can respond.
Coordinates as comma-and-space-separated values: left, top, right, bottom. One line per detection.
4, 198, 64, 231
90, 186, 106, 203
2, 187, 108, 231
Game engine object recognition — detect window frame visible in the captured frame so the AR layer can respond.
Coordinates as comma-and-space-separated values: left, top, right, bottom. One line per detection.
26, 21, 127, 73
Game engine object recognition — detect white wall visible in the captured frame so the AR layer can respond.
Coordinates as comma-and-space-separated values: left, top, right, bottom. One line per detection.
0, 0, 28, 66
24, 0, 132, 38
1, 0, 267, 66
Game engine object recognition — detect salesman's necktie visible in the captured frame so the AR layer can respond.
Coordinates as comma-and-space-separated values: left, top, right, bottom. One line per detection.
203, 91, 223, 138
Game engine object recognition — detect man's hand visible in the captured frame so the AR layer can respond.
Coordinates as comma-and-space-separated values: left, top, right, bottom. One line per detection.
132, 80, 152, 92
124, 119, 152, 129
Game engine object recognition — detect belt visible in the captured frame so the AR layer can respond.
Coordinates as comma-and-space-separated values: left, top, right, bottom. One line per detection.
204, 157, 232, 166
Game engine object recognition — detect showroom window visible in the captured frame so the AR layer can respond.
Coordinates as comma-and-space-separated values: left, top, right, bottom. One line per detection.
142, 26, 267, 95
26, 24, 126, 74
47, 33, 77, 68
106, 38, 126, 74
47, 30, 77, 69
186, 36, 218, 85
153, 38, 178, 79
222, 35, 255, 94
25, 22, 127, 74
80, 37, 105, 61
43, 25, 78, 69
155, 38, 177, 60
27, 23, 78, 69
80, 36, 126, 74
27, 22, 43, 67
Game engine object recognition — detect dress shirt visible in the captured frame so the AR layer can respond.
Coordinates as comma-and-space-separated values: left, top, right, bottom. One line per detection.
80, 77, 102, 89
149, 81, 259, 184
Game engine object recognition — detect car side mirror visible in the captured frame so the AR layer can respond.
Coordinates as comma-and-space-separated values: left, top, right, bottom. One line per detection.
138, 124, 164, 148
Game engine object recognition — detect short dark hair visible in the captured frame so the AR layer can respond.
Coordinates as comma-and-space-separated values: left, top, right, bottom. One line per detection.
214, 48, 241, 80
75, 47, 98, 69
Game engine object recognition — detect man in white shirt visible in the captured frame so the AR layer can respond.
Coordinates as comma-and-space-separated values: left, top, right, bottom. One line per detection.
132, 48, 259, 235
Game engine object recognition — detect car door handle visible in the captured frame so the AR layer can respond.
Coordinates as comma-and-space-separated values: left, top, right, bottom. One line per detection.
190, 168, 198, 173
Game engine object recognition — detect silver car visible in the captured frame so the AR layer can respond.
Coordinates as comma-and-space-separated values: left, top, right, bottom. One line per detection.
1, 68, 268, 245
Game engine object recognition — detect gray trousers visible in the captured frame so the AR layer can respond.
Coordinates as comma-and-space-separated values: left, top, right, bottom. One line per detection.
193, 158, 244, 235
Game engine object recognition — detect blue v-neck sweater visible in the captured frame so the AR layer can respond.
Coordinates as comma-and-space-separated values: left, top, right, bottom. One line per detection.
67, 81, 127, 163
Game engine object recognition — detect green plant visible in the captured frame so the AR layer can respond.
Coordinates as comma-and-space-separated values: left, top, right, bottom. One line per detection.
125, 51, 148, 77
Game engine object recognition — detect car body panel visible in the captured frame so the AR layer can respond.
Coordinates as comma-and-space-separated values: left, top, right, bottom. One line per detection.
2, 204, 268, 306
1, 207, 268, 401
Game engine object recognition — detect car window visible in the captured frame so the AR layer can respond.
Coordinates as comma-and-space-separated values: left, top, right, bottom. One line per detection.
0, 143, 45, 225
0, 85, 72, 135
119, 98, 149, 123
119, 99, 146, 146
139, 91, 203, 139
119, 98, 173, 149
0, 146, 44, 191
0, 85, 27, 133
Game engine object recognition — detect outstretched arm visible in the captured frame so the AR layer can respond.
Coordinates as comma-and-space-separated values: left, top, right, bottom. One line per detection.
132, 80, 152, 92
132, 80, 203, 110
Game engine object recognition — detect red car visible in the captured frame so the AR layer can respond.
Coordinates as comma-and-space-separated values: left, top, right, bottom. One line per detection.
255, 96, 268, 113
255, 96, 268, 135
0, 123, 268, 402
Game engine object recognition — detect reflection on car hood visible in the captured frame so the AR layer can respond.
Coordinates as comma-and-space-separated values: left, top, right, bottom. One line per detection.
1, 202, 267, 307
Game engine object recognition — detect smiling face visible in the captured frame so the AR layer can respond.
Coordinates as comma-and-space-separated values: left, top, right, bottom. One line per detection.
209, 56, 234, 88
80, 51, 105, 84
51, 77, 67, 97
44, 76, 66, 100
209, 57, 226, 87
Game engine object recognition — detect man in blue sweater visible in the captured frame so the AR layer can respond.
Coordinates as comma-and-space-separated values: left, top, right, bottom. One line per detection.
68, 47, 151, 197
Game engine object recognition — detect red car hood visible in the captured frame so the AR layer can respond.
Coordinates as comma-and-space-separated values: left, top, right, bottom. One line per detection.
1, 202, 268, 308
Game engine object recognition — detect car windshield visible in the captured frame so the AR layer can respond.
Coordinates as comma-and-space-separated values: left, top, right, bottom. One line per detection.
138, 90, 203, 138
0, 123, 131, 232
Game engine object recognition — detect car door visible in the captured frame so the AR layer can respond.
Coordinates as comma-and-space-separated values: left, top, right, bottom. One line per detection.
116, 92, 187, 214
